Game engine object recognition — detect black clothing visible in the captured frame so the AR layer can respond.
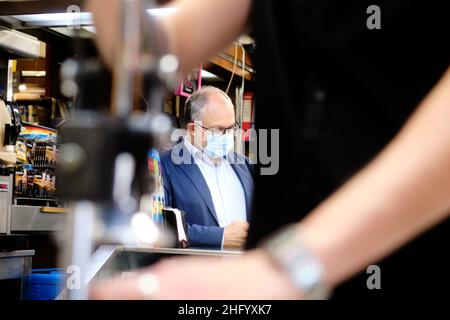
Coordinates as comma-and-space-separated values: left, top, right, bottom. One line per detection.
247, 0, 450, 298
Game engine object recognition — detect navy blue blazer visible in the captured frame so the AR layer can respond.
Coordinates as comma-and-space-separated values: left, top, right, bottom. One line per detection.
160, 142, 254, 248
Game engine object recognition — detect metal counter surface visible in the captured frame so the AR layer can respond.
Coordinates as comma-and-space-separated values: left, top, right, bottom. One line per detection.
0, 249, 35, 259
57, 245, 243, 299
123, 246, 243, 257
86, 245, 243, 285
0, 249, 34, 300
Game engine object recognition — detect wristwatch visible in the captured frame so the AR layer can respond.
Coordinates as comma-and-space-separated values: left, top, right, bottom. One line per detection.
260, 224, 332, 300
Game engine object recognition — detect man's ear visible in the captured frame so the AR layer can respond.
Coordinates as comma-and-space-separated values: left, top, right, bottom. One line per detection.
186, 123, 195, 135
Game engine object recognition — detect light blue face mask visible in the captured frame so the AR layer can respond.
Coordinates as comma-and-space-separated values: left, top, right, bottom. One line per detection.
204, 133, 234, 159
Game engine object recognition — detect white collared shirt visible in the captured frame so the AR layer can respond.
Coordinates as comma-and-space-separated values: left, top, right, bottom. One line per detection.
184, 137, 247, 229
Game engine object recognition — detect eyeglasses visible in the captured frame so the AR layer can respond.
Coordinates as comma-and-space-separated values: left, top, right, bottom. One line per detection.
193, 122, 240, 137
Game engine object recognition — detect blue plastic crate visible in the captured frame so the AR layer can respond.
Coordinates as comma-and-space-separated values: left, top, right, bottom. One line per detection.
29, 268, 66, 300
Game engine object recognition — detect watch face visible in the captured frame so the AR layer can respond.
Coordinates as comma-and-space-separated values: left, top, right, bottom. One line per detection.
263, 224, 330, 299
293, 259, 323, 289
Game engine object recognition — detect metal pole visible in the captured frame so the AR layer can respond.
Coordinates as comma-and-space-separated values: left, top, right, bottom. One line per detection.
111, 0, 142, 117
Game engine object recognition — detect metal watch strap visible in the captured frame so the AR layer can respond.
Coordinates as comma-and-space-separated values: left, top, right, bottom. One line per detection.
260, 224, 332, 300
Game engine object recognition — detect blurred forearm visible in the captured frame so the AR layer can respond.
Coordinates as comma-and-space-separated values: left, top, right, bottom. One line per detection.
85, 0, 120, 66
161, 0, 251, 74
299, 67, 450, 287
85, 0, 252, 74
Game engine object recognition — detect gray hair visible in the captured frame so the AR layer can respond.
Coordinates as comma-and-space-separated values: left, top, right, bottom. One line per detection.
184, 86, 232, 122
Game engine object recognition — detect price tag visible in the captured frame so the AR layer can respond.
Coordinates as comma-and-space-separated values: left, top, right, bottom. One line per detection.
0, 183, 9, 192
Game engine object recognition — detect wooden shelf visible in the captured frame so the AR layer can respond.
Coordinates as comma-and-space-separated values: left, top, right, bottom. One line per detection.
207, 44, 254, 82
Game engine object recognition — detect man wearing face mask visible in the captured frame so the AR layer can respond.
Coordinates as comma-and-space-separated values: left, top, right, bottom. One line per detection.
160, 86, 254, 249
